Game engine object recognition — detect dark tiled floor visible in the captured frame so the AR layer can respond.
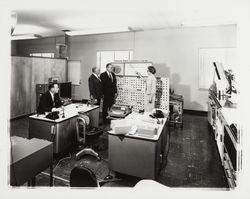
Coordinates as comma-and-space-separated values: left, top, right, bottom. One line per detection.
158, 114, 227, 187
9, 113, 228, 188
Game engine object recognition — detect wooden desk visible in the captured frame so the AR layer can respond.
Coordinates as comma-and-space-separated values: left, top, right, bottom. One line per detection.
29, 103, 99, 154
10, 136, 53, 186
108, 113, 168, 180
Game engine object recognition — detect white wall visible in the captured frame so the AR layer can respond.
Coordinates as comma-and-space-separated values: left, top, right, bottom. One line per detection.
133, 26, 237, 111
68, 25, 236, 111
68, 32, 134, 101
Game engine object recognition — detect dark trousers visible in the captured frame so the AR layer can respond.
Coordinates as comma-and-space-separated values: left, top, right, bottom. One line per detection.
102, 95, 115, 123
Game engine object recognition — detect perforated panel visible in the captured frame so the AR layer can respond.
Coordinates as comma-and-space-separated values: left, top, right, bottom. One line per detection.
116, 76, 169, 112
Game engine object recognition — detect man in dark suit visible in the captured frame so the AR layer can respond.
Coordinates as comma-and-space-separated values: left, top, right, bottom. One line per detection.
88, 67, 103, 105
37, 82, 63, 113
100, 63, 118, 123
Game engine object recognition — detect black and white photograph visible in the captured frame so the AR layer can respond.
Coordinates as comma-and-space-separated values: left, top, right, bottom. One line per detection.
0, 0, 250, 198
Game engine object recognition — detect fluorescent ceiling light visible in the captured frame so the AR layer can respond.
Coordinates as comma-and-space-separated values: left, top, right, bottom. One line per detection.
65, 26, 131, 36
11, 34, 42, 40
13, 24, 48, 35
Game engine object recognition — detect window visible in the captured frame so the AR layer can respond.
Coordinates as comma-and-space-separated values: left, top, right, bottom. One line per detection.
97, 50, 133, 73
30, 52, 55, 58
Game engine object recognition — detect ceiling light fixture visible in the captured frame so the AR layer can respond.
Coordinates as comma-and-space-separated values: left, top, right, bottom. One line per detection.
11, 34, 42, 40
65, 26, 131, 36
13, 24, 48, 35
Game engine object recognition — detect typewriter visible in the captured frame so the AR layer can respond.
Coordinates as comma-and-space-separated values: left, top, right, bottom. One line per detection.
108, 105, 132, 119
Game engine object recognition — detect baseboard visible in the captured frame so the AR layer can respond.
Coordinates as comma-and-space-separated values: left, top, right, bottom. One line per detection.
183, 109, 208, 116
10, 113, 35, 121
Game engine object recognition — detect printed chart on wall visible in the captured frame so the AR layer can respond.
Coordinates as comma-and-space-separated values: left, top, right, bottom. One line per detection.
124, 62, 152, 76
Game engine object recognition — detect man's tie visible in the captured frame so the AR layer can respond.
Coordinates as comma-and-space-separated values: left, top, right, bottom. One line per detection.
109, 72, 113, 82
52, 94, 55, 106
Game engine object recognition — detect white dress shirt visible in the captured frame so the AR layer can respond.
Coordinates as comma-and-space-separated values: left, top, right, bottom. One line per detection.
106, 71, 113, 82
93, 73, 101, 81
49, 91, 54, 102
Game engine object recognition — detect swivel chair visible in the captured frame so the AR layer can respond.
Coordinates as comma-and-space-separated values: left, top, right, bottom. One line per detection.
70, 166, 120, 187
70, 166, 98, 187
75, 115, 101, 160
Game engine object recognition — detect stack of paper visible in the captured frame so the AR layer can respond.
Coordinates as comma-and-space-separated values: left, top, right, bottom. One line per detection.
137, 125, 159, 138
111, 119, 132, 135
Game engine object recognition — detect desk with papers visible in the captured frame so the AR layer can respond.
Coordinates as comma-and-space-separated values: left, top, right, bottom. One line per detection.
29, 103, 99, 154
108, 112, 168, 179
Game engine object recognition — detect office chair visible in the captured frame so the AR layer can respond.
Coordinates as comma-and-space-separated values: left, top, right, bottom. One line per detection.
70, 166, 98, 187
75, 115, 101, 160
70, 166, 120, 187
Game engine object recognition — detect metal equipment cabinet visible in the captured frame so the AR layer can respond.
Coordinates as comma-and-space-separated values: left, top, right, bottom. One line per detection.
207, 91, 242, 189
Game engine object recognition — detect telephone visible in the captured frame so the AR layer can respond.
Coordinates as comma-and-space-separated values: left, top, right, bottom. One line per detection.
46, 111, 60, 120
153, 109, 164, 118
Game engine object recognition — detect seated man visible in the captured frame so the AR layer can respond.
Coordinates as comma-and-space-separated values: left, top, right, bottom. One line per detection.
37, 82, 63, 114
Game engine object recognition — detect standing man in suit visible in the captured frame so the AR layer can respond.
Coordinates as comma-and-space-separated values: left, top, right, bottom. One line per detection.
100, 63, 118, 123
37, 82, 63, 113
88, 66, 103, 105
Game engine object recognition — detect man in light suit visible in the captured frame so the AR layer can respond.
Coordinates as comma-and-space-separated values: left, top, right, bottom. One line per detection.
100, 63, 118, 123
88, 67, 103, 105
37, 82, 63, 113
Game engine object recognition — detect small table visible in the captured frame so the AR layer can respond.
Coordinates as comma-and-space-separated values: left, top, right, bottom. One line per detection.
169, 94, 184, 129
108, 113, 168, 179
10, 136, 53, 186
29, 103, 99, 154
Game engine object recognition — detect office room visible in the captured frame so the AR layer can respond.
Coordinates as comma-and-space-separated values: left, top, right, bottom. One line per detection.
1, 0, 250, 198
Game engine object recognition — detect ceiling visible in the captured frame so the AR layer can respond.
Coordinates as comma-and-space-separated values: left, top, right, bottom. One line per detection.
11, 0, 244, 38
